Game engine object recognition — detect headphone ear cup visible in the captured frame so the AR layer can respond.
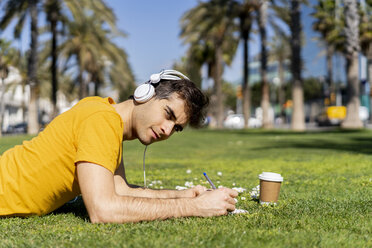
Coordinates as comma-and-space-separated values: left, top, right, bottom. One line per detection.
133, 84, 155, 103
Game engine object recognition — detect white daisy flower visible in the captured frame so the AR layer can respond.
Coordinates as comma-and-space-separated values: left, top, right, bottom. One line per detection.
249, 185, 260, 199
186, 169, 192, 174
184, 181, 194, 188
232, 187, 246, 193
176, 186, 187, 190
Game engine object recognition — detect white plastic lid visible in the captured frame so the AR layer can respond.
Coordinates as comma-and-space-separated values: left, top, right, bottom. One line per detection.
133, 84, 155, 103
258, 172, 283, 182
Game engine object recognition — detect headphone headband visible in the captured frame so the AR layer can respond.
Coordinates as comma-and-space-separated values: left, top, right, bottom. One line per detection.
149, 69, 190, 84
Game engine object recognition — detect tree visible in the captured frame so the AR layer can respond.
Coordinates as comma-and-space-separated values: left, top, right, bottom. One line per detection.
0, 0, 41, 134
311, 0, 339, 103
268, 34, 291, 116
234, 0, 256, 128
360, 1, 372, 88
180, 0, 239, 128
44, 0, 63, 118
272, 0, 306, 131
42, 0, 120, 110
289, 0, 305, 131
256, 0, 273, 128
341, 0, 363, 128
57, 6, 133, 100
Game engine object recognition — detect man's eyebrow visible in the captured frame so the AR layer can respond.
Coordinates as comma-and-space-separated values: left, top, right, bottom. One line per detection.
166, 105, 177, 121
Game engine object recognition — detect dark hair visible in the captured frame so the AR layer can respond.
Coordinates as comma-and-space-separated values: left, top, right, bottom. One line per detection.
153, 79, 209, 128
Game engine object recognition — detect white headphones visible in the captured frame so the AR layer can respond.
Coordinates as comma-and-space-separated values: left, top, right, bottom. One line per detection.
133, 69, 190, 103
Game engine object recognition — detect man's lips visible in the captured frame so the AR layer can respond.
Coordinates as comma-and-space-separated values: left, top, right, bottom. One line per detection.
151, 128, 160, 140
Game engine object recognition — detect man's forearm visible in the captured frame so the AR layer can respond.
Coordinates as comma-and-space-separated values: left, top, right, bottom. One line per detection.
127, 187, 190, 198
114, 175, 190, 198
92, 195, 195, 223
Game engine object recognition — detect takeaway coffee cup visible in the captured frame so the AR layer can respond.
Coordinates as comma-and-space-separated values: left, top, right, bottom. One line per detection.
259, 172, 283, 205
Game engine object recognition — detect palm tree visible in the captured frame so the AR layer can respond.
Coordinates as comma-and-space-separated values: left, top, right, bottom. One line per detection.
180, 0, 239, 128
360, 1, 372, 90
341, 0, 363, 128
59, 14, 106, 99
256, 0, 273, 128
289, 0, 305, 131
173, 42, 209, 89
107, 48, 136, 101
272, 0, 306, 131
59, 9, 132, 100
268, 34, 290, 118
42, 0, 118, 116
0, 0, 41, 134
311, 0, 338, 103
44, 0, 64, 118
234, 0, 256, 128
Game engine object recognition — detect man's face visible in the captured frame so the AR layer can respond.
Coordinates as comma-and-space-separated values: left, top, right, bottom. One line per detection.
133, 93, 188, 145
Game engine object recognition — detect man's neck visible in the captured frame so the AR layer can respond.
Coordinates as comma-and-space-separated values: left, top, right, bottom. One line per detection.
113, 100, 135, 141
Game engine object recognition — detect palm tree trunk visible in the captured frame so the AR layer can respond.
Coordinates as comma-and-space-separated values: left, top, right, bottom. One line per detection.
341, 0, 363, 128
94, 78, 100, 96
214, 45, 224, 128
342, 55, 362, 128
78, 70, 85, 99
78, 56, 87, 99
51, 9, 58, 118
258, 0, 271, 129
290, 0, 305, 131
278, 59, 285, 116
242, 23, 251, 128
27, 0, 40, 135
326, 45, 334, 103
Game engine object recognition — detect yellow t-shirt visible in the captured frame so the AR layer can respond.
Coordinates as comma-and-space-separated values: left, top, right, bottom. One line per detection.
0, 97, 124, 216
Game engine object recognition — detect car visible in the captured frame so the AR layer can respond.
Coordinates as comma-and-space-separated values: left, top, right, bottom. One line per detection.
5, 122, 28, 134
223, 114, 262, 129
316, 106, 369, 126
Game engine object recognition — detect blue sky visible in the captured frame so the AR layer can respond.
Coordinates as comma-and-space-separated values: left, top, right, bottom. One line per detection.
0, 0, 334, 86
110, 0, 329, 84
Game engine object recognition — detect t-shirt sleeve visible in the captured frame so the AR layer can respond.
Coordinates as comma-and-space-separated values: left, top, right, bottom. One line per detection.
75, 111, 122, 174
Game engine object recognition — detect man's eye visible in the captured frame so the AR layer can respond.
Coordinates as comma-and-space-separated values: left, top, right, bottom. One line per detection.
165, 110, 171, 119
174, 125, 183, 132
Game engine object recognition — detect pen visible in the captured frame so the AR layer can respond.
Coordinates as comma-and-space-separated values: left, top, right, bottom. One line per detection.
203, 172, 216, 189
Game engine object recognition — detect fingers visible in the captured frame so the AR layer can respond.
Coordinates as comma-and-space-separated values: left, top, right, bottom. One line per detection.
193, 185, 208, 197
226, 197, 236, 205
219, 187, 238, 198
195, 185, 207, 191
226, 203, 236, 212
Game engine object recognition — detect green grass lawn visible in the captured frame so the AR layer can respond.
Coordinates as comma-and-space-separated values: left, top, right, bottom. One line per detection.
1, 129, 371, 247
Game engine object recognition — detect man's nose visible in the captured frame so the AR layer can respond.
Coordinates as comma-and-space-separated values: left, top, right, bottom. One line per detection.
161, 121, 174, 137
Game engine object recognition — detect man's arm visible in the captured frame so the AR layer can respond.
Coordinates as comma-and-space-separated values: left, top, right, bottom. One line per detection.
114, 159, 206, 198
76, 162, 237, 223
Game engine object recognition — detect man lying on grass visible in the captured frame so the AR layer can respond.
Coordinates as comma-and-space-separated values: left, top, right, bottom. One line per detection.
0, 69, 238, 223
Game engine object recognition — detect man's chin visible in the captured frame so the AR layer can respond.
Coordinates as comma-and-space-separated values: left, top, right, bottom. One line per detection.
138, 137, 155, 146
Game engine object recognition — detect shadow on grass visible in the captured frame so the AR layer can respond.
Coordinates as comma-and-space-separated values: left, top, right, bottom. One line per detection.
198, 127, 368, 136
51, 196, 90, 221
251, 136, 372, 155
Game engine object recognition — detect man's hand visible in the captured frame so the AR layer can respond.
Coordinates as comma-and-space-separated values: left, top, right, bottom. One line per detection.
192, 187, 238, 217
183, 185, 207, 197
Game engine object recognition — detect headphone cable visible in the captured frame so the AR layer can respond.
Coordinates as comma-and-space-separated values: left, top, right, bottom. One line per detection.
143, 145, 148, 188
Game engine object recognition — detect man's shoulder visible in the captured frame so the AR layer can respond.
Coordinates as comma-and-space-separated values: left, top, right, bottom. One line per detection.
74, 97, 116, 112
